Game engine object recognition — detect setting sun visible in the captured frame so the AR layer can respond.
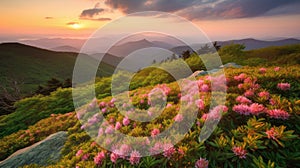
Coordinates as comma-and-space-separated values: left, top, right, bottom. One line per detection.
69, 23, 82, 30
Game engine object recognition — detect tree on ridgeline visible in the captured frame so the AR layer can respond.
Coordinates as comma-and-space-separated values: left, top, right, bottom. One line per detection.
0, 79, 23, 115
35, 78, 72, 96
182, 50, 191, 59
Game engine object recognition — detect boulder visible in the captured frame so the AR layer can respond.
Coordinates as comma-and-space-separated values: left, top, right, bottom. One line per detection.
0, 131, 67, 167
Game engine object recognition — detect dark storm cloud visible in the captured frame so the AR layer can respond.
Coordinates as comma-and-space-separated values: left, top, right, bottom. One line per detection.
103, 0, 300, 20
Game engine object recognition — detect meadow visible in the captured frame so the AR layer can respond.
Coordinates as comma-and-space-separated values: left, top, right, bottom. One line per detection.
0, 44, 299, 168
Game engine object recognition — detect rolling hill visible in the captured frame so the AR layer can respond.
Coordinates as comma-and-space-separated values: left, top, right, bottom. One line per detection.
0, 43, 115, 95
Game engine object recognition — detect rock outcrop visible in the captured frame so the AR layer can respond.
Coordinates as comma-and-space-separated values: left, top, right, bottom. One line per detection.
0, 131, 67, 167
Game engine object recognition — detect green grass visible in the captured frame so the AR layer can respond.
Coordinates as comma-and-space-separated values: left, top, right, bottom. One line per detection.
0, 43, 115, 95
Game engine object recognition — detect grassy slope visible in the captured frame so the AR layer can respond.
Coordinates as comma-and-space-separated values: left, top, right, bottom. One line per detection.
220, 44, 300, 66
0, 43, 114, 94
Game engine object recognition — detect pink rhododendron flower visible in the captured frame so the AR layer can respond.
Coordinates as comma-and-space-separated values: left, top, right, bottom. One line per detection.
200, 84, 210, 92
234, 73, 247, 81
269, 98, 276, 105
105, 125, 115, 134
195, 99, 205, 110
101, 108, 107, 113
244, 90, 254, 97
258, 91, 270, 99
277, 83, 290, 91
119, 144, 132, 157
150, 142, 164, 155
267, 109, 290, 120
163, 143, 175, 159
249, 103, 265, 115
110, 98, 116, 103
110, 152, 119, 163
232, 146, 247, 159
174, 114, 183, 122
166, 103, 172, 108
259, 67, 267, 74
123, 116, 130, 126
238, 84, 244, 89
274, 67, 280, 71
236, 96, 252, 104
129, 150, 141, 165
233, 104, 251, 115
151, 128, 160, 137
98, 128, 104, 137
94, 151, 105, 165
115, 122, 122, 130
201, 113, 208, 121
195, 158, 209, 168
82, 153, 89, 161
76, 149, 83, 157
266, 127, 278, 140
99, 101, 106, 107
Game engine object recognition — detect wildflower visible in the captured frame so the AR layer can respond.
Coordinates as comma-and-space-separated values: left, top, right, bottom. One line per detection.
101, 108, 107, 113
232, 146, 247, 159
174, 114, 183, 122
163, 143, 175, 159
267, 109, 290, 120
249, 103, 265, 115
201, 113, 208, 121
238, 84, 244, 89
82, 153, 89, 161
233, 104, 251, 115
115, 122, 122, 130
166, 103, 172, 108
150, 142, 164, 155
119, 144, 132, 157
200, 84, 210, 92
258, 91, 270, 100
259, 67, 267, 74
244, 90, 254, 97
110, 98, 116, 103
99, 101, 106, 108
234, 73, 247, 81
94, 151, 105, 165
277, 83, 290, 91
105, 125, 115, 134
269, 98, 276, 105
195, 99, 205, 110
98, 128, 104, 137
76, 149, 83, 157
236, 96, 252, 104
129, 150, 141, 165
123, 116, 130, 126
151, 128, 160, 137
195, 158, 209, 168
266, 127, 278, 140
110, 152, 119, 163
274, 67, 280, 71
90, 142, 97, 147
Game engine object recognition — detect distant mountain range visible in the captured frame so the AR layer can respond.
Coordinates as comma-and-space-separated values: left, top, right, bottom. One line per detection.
217, 38, 300, 50
19, 37, 300, 55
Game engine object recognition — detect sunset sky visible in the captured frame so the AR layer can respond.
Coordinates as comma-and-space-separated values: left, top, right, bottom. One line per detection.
0, 0, 300, 42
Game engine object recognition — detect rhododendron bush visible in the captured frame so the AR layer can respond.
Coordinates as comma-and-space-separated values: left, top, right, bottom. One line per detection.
2, 66, 300, 168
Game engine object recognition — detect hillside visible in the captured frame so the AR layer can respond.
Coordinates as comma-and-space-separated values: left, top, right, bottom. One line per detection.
0, 43, 115, 95
0, 66, 299, 167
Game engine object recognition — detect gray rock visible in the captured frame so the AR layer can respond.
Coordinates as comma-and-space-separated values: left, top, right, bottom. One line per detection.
220, 62, 242, 68
0, 131, 67, 168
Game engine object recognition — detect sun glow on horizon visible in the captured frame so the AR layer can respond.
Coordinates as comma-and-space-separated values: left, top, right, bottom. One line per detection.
69, 23, 82, 30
